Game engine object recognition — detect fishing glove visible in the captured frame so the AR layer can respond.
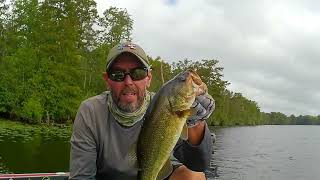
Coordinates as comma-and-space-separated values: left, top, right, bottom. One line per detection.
187, 93, 215, 127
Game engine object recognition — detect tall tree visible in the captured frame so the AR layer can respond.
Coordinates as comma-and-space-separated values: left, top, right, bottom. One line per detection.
148, 56, 172, 92
0, 0, 137, 123
0, 0, 9, 60
99, 6, 133, 47
88, 6, 134, 94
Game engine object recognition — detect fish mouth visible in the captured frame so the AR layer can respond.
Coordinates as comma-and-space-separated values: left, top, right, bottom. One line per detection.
189, 69, 203, 86
176, 69, 208, 103
187, 70, 208, 96
169, 69, 208, 112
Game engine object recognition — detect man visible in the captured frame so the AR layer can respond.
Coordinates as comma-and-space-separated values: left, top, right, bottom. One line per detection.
70, 42, 215, 180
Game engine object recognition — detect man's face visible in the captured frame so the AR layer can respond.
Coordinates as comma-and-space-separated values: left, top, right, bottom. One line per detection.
103, 53, 152, 112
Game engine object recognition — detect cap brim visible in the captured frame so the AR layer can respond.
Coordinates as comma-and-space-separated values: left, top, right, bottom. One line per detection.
106, 52, 150, 71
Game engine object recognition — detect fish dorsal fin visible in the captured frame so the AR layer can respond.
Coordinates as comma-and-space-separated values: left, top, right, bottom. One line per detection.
180, 123, 188, 141
156, 158, 173, 180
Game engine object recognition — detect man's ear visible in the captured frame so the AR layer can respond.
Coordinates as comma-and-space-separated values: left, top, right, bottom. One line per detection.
103, 72, 108, 81
102, 72, 111, 90
146, 72, 152, 88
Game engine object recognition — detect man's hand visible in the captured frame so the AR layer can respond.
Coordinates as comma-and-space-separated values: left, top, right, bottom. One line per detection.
187, 93, 215, 127
186, 93, 215, 145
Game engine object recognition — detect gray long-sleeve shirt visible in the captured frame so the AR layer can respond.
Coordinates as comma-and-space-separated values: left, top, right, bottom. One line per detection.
69, 91, 213, 180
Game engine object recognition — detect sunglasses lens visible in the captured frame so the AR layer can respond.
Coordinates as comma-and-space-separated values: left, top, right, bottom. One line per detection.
131, 68, 148, 80
108, 70, 125, 82
108, 67, 148, 81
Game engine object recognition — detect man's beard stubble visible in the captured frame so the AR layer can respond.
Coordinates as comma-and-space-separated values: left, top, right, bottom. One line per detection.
111, 86, 145, 113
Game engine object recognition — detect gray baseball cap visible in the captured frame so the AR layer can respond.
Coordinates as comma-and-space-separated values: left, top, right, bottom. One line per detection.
106, 42, 150, 71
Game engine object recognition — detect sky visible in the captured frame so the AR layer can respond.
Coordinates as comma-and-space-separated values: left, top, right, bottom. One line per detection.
95, 0, 320, 116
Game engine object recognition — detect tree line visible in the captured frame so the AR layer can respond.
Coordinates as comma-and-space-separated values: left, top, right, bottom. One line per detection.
0, 0, 319, 125
261, 112, 320, 125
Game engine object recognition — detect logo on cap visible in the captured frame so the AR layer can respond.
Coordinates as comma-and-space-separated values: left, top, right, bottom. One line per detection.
117, 43, 136, 50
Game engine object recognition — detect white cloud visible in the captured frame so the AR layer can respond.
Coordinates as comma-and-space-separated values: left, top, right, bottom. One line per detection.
95, 0, 320, 115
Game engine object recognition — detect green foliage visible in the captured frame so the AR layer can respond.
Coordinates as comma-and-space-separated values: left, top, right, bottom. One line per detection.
261, 113, 320, 125
0, 1, 133, 124
0, 0, 9, 59
0, 1, 318, 126
20, 97, 43, 124
148, 56, 173, 92
0, 119, 72, 141
99, 6, 133, 46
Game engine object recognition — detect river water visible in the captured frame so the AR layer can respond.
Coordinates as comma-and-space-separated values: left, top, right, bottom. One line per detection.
210, 125, 320, 180
1, 125, 320, 179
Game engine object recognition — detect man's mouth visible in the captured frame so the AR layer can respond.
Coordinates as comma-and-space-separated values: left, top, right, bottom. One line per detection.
120, 91, 137, 103
122, 92, 136, 96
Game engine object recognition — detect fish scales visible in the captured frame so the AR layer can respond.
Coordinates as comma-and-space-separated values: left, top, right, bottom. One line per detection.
137, 70, 207, 180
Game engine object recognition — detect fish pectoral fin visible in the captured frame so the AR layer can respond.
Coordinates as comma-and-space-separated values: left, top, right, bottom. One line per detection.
127, 143, 138, 169
180, 123, 188, 141
156, 158, 173, 180
175, 109, 192, 118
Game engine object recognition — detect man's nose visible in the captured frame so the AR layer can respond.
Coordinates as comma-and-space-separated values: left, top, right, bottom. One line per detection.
123, 74, 134, 85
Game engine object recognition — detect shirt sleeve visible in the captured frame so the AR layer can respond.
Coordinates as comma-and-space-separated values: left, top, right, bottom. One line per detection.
69, 102, 97, 180
173, 122, 214, 172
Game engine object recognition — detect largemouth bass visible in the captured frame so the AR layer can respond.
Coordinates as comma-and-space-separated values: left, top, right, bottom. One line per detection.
137, 70, 207, 180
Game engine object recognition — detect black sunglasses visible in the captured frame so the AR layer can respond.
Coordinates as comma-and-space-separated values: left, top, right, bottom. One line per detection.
107, 67, 149, 82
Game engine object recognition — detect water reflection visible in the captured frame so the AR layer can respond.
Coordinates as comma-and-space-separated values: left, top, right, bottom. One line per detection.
1, 124, 320, 179
0, 125, 70, 173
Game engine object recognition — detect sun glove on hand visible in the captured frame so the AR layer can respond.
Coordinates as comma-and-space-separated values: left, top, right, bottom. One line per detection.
186, 93, 215, 128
